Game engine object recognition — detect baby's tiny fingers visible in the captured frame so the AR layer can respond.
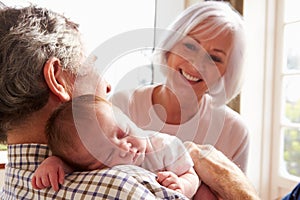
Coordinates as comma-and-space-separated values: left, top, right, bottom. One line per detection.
34, 177, 45, 189
168, 183, 180, 191
31, 176, 39, 189
41, 176, 50, 188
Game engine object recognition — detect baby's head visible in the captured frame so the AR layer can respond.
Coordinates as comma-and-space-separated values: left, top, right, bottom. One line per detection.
46, 94, 147, 171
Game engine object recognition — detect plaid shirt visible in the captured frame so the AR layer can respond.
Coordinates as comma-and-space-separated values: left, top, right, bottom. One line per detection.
0, 144, 188, 200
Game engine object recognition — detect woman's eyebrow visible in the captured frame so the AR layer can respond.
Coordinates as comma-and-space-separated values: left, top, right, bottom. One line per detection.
213, 48, 227, 56
190, 36, 201, 44
190, 36, 227, 56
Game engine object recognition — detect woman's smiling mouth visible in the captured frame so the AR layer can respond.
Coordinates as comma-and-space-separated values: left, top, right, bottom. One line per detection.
180, 69, 202, 82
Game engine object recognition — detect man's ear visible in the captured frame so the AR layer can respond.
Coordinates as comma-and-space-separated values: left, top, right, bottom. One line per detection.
43, 57, 71, 102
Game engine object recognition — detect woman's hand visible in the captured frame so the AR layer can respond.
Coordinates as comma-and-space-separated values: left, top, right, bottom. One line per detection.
184, 142, 260, 200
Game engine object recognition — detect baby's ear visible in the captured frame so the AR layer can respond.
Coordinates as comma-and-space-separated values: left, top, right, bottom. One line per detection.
43, 57, 71, 102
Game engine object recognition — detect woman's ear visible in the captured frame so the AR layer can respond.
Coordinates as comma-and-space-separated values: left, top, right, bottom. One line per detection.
43, 57, 71, 102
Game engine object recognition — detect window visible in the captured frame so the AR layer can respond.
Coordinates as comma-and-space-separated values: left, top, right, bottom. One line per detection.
272, 0, 300, 198
279, 0, 300, 179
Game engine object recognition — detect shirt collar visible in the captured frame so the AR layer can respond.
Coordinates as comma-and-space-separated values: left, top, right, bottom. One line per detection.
7, 143, 51, 171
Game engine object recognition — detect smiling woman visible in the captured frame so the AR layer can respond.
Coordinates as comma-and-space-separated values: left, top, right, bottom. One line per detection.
111, 2, 249, 199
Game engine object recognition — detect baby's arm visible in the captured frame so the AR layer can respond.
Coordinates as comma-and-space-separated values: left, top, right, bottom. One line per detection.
156, 167, 199, 199
31, 156, 73, 191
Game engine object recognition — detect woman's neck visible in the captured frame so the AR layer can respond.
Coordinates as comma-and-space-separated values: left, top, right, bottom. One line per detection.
152, 85, 201, 124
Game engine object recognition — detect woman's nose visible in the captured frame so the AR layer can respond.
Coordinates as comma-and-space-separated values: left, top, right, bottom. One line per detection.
194, 52, 212, 73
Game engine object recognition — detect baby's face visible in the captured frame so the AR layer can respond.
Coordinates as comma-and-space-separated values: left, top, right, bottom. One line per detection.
77, 98, 148, 170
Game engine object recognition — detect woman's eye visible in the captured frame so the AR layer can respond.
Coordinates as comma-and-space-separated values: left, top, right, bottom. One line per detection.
210, 55, 222, 63
184, 43, 197, 51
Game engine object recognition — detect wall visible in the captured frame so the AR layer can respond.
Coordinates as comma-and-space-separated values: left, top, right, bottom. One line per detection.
242, 0, 274, 199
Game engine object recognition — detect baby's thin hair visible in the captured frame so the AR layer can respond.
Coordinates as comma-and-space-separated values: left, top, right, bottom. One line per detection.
46, 94, 105, 170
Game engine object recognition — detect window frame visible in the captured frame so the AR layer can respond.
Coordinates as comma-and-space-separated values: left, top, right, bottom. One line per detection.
242, 0, 300, 199
270, 0, 300, 198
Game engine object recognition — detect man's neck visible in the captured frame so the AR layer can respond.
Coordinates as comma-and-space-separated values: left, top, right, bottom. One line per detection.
7, 95, 60, 144
7, 125, 47, 144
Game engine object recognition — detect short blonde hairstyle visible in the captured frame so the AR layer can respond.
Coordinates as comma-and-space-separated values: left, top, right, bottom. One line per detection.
155, 1, 246, 104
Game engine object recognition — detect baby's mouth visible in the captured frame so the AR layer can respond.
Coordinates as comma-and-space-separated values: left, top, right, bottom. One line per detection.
180, 69, 202, 82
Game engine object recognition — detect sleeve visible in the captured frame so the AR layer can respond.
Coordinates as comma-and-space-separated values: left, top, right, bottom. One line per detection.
145, 134, 194, 176
232, 127, 250, 172
228, 111, 250, 172
162, 135, 194, 175
281, 182, 300, 200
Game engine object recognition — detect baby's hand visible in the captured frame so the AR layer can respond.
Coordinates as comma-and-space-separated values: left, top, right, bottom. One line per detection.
156, 171, 183, 194
31, 156, 65, 192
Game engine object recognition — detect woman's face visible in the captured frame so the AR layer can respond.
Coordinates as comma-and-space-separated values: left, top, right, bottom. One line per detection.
166, 22, 233, 99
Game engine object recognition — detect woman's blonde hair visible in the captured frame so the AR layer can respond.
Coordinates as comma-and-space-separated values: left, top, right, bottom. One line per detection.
155, 1, 246, 104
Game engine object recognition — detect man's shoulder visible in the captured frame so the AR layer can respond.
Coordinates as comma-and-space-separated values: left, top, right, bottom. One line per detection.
3, 164, 188, 199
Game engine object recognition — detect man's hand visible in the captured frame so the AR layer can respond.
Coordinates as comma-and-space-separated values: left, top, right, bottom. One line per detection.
184, 142, 260, 200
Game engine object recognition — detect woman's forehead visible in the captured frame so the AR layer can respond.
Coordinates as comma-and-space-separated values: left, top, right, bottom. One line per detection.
189, 16, 233, 37
187, 26, 233, 54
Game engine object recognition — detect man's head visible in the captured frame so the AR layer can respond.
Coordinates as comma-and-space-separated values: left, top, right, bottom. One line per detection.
0, 5, 83, 140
